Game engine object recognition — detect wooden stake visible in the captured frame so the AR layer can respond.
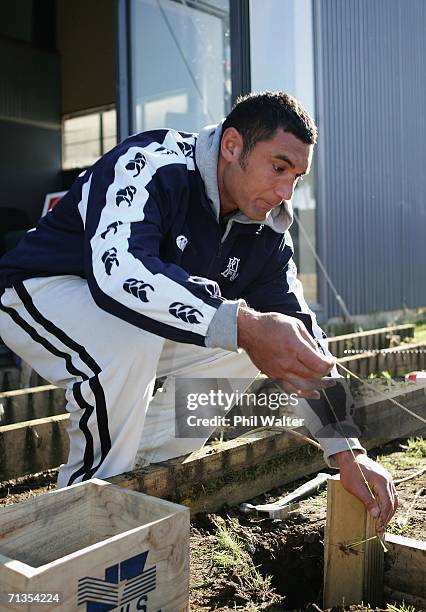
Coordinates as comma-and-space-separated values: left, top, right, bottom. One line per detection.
323, 476, 384, 608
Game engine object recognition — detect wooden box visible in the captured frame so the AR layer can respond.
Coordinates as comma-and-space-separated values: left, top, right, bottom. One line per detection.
0, 479, 189, 611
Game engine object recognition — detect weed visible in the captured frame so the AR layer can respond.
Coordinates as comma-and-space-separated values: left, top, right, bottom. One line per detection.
386, 521, 412, 537
387, 602, 417, 612
308, 488, 328, 508
414, 322, 426, 342
401, 436, 426, 458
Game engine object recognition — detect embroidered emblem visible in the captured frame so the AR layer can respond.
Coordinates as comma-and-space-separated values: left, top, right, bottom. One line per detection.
115, 185, 136, 207
101, 247, 119, 275
100, 221, 123, 239
154, 145, 177, 156
123, 278, 154, 302
125, 153, 146, 177
169, 302, 203, 324
177, 141, 194, 158
176, 235, 188, 251
221, 257, 240, 281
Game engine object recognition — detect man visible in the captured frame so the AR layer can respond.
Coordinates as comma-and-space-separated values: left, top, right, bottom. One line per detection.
0, 91, 396, 534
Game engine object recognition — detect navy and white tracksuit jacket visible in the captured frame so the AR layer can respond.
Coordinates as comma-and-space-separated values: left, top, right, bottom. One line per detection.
0, 127, 326, 348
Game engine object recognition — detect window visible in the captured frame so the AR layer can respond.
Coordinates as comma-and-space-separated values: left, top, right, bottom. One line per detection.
62, 107, 117, 170
129, 0, 231, 133
249, 0, 318, 304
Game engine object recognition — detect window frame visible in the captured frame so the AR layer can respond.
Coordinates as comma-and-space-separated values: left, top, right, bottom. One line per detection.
61, 104, 117, 171
115, 0, 251, 140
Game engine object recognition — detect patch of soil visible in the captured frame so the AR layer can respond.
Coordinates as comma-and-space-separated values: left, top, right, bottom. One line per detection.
0, 468, 58, 506
190, 485, 326, 611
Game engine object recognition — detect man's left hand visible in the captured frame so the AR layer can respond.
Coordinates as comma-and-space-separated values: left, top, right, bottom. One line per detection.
333, 450, 398, 536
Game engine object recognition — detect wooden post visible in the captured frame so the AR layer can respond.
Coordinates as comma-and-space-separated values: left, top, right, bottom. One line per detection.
323, 476, 384, 608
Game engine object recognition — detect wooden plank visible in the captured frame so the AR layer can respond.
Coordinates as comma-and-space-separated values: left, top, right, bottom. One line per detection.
328, 324, 415, 358
0, 385, 65, 425
323, 477, 383, 608
0, 384, 57, 397
383, 533, 426, 609
339, 340, 426, 377
110, 432, 325, 515
354, 384, 426, 441
0, 414, 69, 480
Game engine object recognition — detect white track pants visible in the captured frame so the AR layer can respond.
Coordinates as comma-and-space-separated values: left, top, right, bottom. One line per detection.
0, 276, 258, 487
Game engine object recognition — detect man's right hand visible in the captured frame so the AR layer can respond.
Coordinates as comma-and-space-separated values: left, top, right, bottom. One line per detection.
237, 307, 336, 399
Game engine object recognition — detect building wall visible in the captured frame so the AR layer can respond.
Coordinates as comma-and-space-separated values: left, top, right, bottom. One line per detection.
56, 0, 115, 115
0, 40, 62, 223
314, 0, 426, 318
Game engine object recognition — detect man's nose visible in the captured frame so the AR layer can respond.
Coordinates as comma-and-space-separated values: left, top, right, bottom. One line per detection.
275, 179, 295, 201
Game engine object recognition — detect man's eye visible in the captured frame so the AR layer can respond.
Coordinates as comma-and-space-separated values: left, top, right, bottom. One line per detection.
273, 164, 285, 173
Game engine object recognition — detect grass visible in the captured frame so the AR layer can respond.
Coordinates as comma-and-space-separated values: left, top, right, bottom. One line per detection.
308, 487, 328, 508
375, 451, 420, 477
401, 436, 426, 458
375, 437, 425, 476
414, 321, 426, 342
211, 517, 280, 602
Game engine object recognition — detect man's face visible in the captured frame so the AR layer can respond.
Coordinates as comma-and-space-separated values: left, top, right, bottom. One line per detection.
218, 128, 314, 221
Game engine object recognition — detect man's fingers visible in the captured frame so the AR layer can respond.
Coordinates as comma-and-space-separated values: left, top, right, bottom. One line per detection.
290, 376, 336, 394
381, 483, 398, 526
287, 360, 317, 379
295, 338, 335, 376
344, 478, 386, 535
368, 483, 394, 535
296, 323, 318, 351
358, 486, 386, 535
276, 379, 320, 400
391, 483, 399, 514
277, 376, 336, 400
291, 358, 336, 380
372, 483, 397, 535
340, 455, 398, 537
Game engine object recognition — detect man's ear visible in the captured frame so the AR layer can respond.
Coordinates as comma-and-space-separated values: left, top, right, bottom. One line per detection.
220, 127, 243, 162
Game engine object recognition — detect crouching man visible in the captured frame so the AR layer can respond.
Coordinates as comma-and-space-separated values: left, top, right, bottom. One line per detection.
0, 91, 397, 534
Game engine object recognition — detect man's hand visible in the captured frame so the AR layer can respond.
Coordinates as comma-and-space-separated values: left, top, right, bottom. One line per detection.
237, 307, 336, 399
334, 450, 398, 536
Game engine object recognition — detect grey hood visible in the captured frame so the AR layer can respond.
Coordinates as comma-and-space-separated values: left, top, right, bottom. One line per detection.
195, 122, 293, 234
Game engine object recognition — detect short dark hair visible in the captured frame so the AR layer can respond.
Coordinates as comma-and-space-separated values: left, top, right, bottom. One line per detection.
221, 91, 317, 162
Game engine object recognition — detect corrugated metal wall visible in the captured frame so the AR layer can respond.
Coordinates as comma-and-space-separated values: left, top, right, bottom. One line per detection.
314, 0, 426, 318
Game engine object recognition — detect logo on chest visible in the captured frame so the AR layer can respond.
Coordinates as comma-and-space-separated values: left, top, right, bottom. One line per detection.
221, 257, 240, 281
176, 235, 188, 251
